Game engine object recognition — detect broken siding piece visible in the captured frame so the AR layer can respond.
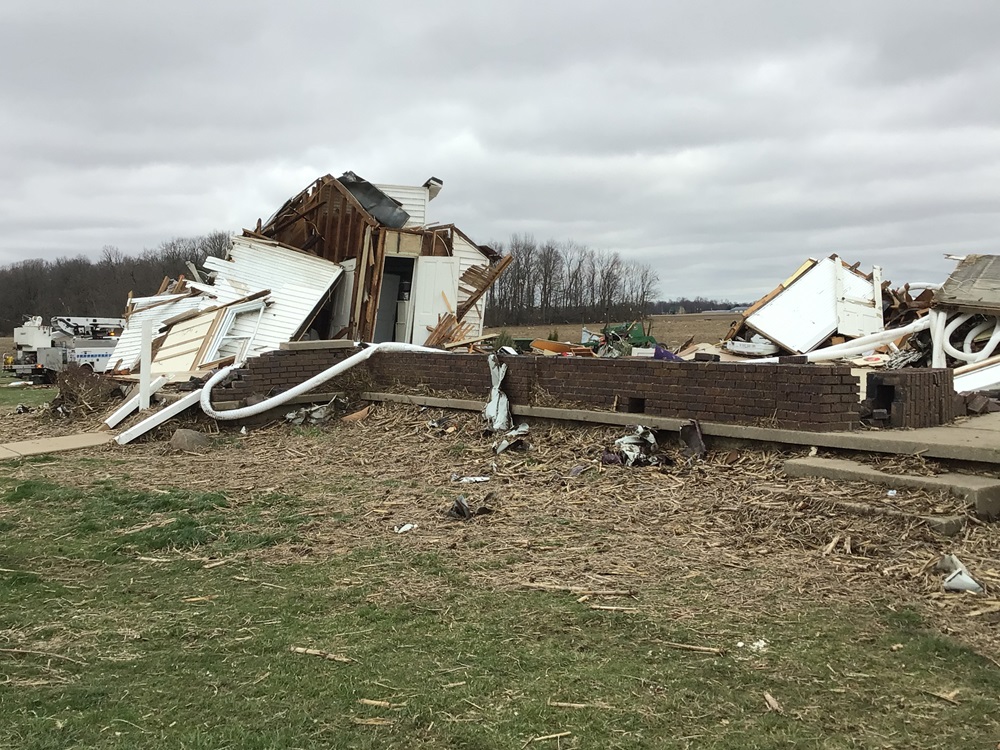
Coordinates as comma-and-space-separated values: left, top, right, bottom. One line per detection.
954, 361, 1000, 393
202, 236, 344, 355
456, 254, 514, 322
744, 256, 882, 354
111, 296, 208, 372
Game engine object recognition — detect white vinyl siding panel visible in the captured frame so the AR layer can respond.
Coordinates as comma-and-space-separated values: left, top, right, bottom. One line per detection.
202, 236, 344, 356
374, 184, 429, 227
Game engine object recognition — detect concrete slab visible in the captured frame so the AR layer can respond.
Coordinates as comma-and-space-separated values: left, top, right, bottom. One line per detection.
704, 417, 1000, 465
0, 432, 113, 459
784, 456, 1000, 519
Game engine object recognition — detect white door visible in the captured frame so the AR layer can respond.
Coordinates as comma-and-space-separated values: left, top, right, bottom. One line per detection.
411, 257, 460, 345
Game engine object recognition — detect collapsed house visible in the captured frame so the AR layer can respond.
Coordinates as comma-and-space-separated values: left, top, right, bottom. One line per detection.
107, 172, 511, 384
98, 172, 514, 443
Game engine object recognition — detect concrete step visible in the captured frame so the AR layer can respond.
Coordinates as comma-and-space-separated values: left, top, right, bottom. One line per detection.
0, 432, 113, 460
783, 456, 1000, 520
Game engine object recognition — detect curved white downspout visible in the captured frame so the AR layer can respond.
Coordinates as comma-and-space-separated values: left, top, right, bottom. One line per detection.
201, 342, 449, 421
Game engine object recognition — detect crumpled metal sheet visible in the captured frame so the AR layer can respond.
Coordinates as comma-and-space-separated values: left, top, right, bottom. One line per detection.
494, 422, 529, 454
285, 398, 344, 426
483, 353, 512, 432
679, 419, 706, 459
614, 425, 658, 466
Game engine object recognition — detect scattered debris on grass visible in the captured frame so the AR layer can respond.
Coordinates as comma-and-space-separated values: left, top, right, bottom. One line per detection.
288, 646, 352, 663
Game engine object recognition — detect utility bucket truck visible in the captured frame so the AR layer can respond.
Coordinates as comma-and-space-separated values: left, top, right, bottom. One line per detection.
2, 316, 124, 384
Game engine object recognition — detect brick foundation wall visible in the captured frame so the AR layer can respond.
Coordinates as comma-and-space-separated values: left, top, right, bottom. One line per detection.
864, 369, 957, 429
216, 348, 868, 432
218, 347, 361, 404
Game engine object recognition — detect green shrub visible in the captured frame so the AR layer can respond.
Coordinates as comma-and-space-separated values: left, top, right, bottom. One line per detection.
492, 330, 515, 349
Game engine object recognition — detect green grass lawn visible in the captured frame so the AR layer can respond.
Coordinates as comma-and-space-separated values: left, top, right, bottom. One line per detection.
1, 465, 998, 749
0, 371, 55, 410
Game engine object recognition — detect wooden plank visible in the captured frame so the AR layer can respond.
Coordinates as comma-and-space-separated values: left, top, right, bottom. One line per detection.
350, 225, 371, 339
442, 333, 496, 350
129, 291, 197, 315
359, 225, 385, 341
456, 254, 513, 321
335, 193, 351, 262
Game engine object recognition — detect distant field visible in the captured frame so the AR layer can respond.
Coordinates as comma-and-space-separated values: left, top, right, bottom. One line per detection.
0, 336, 13, 356
484, 312, 738, 349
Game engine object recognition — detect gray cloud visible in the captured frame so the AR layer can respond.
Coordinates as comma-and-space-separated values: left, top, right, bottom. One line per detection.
1, 0, 998, 300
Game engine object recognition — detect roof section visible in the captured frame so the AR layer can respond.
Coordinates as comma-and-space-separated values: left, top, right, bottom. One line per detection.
937, 254, 1000, 314
337, 172, 410, 228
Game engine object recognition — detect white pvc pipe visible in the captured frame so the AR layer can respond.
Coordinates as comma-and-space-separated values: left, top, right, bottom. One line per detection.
930, 308, 948, 368
754, 316, 931, 365
958, 319, 1000, 364
753, 309, 999, 368
906, 283, 942, 291
940, 313, 975, 362
939, 313, 1000, 364
200, 342, 449, 421
962, 320, 993, 353
975, 323, 1000, 363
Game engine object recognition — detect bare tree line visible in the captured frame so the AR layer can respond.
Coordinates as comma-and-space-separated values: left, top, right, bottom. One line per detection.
0, 229, 747, 335
0, 232, 230, 334
485, 234, 662, 327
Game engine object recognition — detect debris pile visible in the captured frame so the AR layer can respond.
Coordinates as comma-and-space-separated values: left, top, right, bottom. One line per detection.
95, 171, 510, 443
712, 253, 1000, 397
724, 255, 887, 357
50, 363, 123, 419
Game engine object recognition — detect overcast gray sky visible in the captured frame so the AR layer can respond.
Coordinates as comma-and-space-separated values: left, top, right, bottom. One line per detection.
1, 1, 998, 301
